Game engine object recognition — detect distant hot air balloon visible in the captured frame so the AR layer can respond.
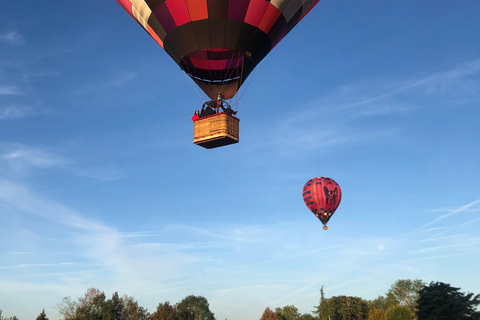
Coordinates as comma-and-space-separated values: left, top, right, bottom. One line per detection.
115, 0, 321, 100
302, 177, 342, 230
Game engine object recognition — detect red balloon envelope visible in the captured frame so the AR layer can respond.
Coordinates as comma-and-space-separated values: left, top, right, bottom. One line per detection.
302, 177, 342, 230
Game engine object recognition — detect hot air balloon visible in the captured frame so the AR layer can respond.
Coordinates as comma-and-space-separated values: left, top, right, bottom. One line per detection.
302, 177, 342, 230
116, 0, 321, 148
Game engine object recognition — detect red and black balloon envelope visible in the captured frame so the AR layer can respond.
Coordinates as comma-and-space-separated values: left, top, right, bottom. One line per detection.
116, 0, 321, 100
303, 177, 342, 230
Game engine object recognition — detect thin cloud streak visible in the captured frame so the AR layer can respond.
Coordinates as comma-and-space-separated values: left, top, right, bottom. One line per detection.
417, 198, 480, 231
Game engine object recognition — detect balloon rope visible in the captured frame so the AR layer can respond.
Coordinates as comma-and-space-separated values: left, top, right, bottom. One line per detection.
233, 67, 255, 109
183, 72, 205, 103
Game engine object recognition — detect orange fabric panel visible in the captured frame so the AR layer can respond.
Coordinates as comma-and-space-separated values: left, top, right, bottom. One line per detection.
258, 3, 281, 34
147, 25, 164, 48
186, 0, 208, 21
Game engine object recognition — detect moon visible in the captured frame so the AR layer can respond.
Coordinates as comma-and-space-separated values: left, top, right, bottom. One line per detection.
378, 244, 385, 251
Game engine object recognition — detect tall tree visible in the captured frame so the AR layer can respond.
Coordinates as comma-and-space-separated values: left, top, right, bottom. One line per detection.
386, 279, 424, 313
316, 295, 369, 320
175, 295, 215, 320
416, 281, 480, 320
36, 309, 49, 320
275, 305, 301, 320
260, 307, 278, 320
121, 295, 150, 320
151, 302, 178, 320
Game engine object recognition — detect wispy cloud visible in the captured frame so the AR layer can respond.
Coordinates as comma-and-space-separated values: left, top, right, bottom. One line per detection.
0, 104, 47, 120
0, 31, 25, 46
0, 143, 67, 170
0, 84, 23, 95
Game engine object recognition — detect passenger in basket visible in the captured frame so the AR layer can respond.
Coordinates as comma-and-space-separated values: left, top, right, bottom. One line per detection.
220, 104, 238, 116
200, 101, 216, 117
191, 110, 200, 121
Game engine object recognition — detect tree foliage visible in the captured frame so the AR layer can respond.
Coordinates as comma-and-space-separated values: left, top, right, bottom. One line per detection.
316, 295, 369, 320
275, 305, 301, 320
36, 309, 49, 320
385, 305, 415, 320
175, 295, 215, 320
151, 302, 178, 320
58, 288, 150, 320
368, 308, 385, 320
386, 279, 424, 313
0, 310, 19, 320
416, 281, 480, 320
260, 307, 278, 320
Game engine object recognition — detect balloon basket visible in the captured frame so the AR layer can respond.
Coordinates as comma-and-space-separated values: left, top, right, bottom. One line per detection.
193, 113, 239, 149
323, 226, 328, 230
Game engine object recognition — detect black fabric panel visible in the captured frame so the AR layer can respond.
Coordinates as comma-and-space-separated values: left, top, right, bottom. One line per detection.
147, 14, 167, 40
208, 18, 227, 81
145, 0, 166, 11
267, 14, 287, 46
163, 28, 190, 63
191, 20, 211, 50
245, 28, 271, 66
207, 0, 229, 19
224, 19, 244, 51
177, 23, 200, 54
286, 7, 303, 34
209, 19, 227, 48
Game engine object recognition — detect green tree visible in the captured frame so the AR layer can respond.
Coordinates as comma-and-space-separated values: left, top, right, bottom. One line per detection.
175, 295, 215, 320
58, 288, 150, 320
368, 308, 385, 320
275, 305, 301, 320
367, 296, 387, 311
260, 307, 278, 320
386, 279, 424, 313
152, 302, 178, 320
416, 281, 480, 320
385, 305, 415, 320
298, 313, 316, 320
36, 309, 49, 320
315, 295, 369, 320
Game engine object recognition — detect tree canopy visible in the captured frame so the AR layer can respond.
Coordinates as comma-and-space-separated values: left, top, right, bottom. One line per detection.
416, 281, 480, 320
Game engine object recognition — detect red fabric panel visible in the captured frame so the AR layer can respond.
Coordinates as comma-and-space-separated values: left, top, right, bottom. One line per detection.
186, 0, 208, 21
244, 0, 269, 27
227, 0, 250, 21
189, 56, 227, 70
258, 3, 281, 34
166, 0, 191, 26
153, 2, 177, 33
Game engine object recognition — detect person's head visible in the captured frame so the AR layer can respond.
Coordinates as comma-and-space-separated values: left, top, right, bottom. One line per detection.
195, 110, 199, 115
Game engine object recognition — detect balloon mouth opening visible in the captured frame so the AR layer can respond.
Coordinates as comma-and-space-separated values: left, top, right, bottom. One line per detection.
323, 225, 328, 230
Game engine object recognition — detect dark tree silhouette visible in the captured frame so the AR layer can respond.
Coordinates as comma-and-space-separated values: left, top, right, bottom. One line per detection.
416, 281, 480, 320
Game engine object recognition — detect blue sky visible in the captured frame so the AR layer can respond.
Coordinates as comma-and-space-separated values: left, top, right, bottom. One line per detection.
1, 1, 479, 319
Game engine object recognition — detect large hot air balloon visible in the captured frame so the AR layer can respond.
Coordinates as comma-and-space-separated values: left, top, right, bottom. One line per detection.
303, 177, 342, 230
115, 0, 321, 100
116, 0, 321, 148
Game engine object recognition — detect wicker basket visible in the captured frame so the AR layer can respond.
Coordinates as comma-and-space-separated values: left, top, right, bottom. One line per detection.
193, 113, 239, 149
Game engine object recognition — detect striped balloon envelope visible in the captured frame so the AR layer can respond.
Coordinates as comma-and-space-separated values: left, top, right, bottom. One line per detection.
303, 177, 342, 230
116, 0, 321, 100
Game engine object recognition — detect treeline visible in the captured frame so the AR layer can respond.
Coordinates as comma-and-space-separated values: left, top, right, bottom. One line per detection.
1, 279, 479, 320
